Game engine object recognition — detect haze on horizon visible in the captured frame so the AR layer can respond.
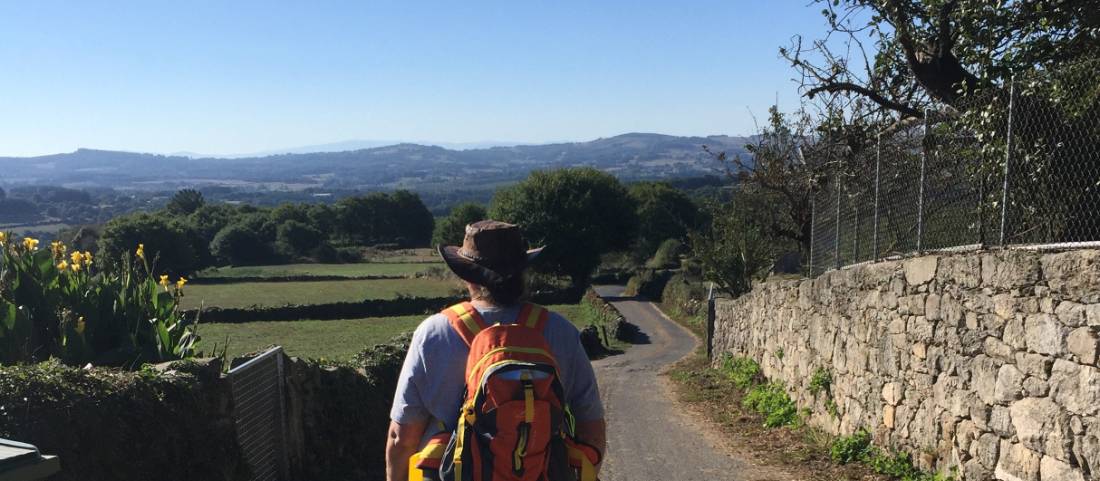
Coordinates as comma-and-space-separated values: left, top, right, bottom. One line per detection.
0, 1, 831, 157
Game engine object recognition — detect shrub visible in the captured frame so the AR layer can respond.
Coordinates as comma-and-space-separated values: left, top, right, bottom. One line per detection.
809, 367, 832, 396
623, 269, 673, 300
0, 359, 248, 481
98, 212, 203, 275
432, 202, 486, 246
212, 222, 276, 265
742, 381, 800, 427
0, 236, 197, 366
276, 220, 323, 257
830, 430, 873, 464
646, 238, 684, 269
660, 273, 705, 317
719, 354, 763, 389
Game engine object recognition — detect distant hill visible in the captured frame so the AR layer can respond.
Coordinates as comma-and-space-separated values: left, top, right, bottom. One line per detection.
0, 133, 751, 192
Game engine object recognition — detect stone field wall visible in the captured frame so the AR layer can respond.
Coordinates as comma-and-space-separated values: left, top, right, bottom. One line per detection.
712, 249, 1100, 481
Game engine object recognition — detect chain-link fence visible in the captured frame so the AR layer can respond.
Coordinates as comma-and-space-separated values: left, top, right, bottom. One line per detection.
229, 346, 289, 481
809, 60, 1100, 277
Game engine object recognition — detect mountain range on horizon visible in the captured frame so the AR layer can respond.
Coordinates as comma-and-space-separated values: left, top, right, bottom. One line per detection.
0, 132, 752, 193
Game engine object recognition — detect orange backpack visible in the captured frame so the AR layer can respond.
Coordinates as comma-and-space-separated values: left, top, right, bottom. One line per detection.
413, 302, 600, 481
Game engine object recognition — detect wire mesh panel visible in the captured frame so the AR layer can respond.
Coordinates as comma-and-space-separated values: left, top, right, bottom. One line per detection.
229, 347, 288, 481
1002, 61, 1100, 246
805, 59, 1100, 278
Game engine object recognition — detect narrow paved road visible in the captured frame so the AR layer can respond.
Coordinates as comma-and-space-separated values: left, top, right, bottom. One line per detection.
591, 286, 767, 481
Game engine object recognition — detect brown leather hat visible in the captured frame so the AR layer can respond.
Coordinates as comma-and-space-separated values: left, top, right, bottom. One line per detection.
438, 220, 544, 287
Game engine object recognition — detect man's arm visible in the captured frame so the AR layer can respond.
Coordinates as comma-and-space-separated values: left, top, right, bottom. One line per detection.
576, 418, 607, 469
385, 419, 428, 481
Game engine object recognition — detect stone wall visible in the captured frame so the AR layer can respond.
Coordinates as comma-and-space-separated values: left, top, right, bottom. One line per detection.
712, 249, 1100, 481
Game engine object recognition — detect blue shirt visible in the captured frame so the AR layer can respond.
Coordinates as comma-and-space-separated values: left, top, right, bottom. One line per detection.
389, 303, 605, 436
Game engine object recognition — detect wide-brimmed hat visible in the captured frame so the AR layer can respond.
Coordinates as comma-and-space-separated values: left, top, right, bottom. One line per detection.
438, 220, 544, 287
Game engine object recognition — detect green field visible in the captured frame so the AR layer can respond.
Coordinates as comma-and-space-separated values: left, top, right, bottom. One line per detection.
198, 315, 424, 361
180, 277, 462, 309
368, 248, 440, 263
197, 303, 598, 361
198, 262, 444, 279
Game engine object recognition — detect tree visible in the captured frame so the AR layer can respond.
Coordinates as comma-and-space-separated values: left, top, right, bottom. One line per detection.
276, 220, 323, 257
98, 213, 201, 275
783, 0, 1099, 119
166, 189, 205, 216
390, 190, 435, 247
489, 168, 637, 288
627, 181, 700, 258
707, 106, 840, 259
432, 203, 487, 246
690, 195, 780, 297
211, 223, 274, 265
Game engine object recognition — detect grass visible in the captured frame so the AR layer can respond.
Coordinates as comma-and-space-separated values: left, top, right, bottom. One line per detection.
198, 315, 423, 361
180, 277, 462, 309
197, 262, 443, 279
367, 248, 439, 263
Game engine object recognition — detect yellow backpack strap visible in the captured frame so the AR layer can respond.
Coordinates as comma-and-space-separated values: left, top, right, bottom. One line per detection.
566, 438, 601, 481
515, 302, 550, 330
443, 302, 488, 346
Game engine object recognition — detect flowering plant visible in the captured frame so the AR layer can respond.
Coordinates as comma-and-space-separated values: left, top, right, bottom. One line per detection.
0, 236, 199, 366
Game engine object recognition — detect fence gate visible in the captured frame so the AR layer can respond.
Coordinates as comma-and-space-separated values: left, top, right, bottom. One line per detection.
229, 346, 289, 481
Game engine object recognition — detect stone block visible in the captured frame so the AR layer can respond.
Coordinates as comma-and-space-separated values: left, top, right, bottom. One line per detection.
1024, 314, 1066, 356
1041, 250, 1100, 302
1055, 301, 1088, 328
1049, 359, 1100, 417
991, 405, 1016, 438
1021, 377, 1049, 397
1066, 327, 1098, 365
995, 293, 1017, 319
993, 364, 1025, 404
982, 251, 1041, 291
938, 254, 982, 288
883, 404, 896, 429
1010, 397, 1071, 459
882, 381, 904, 406
984, 337, 1016, 363
926, 293, 942, 321
995, 440, 1041, 481
905, 255, 939, 286
972, 355, 1001, 405
1015, 352, 1054, 379
976, 432, 1001, 469
1039, 455, 1084, 481
1004, 315, 1028, 350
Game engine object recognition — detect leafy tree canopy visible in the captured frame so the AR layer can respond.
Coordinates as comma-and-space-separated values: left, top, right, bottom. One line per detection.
166, 189, 205, 216
432, 202, 487, 246
489, 168, 637, 288
627, 181, 701, 259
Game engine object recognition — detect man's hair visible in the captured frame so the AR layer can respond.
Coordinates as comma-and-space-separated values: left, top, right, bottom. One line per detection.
471, 274, 526, 306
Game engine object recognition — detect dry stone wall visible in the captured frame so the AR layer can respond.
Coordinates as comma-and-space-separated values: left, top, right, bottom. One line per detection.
712, 249, 1100, 481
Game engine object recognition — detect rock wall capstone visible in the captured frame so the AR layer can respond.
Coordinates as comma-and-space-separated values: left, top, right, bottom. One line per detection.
712, 249, 1100, 481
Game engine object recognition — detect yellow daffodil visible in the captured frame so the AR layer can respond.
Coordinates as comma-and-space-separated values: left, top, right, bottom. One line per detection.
159, 275, 170, 287
50, 241, 66, 258
0, 232, 7, 245
71, 251, 83, 265
57, 260, 69, 271
136, 243, 145, 260
176, 277, 188, 289
22, 237, 39, 251
70, 262, 82, 273
75, 317, 86, 335
81, 251, 93, 266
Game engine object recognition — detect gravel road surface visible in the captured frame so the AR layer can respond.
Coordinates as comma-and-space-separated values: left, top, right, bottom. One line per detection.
591, 286, 779, 481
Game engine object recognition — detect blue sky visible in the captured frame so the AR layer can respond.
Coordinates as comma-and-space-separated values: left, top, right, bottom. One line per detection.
0, 1, 834, 157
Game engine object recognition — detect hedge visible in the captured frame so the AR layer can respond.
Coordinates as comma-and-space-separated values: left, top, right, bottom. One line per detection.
187, 289, 584, 323
0, 359, 249, 481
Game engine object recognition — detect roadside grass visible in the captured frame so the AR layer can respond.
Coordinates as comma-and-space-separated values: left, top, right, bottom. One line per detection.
197, 262, 443, 279
198, 315, 424, 362
180, 277, 462, 309
660, 306, 951, 481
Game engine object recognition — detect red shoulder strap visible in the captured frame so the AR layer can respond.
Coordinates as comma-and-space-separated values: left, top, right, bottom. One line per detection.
515, 302, 550, 331
443, 302, 489, 346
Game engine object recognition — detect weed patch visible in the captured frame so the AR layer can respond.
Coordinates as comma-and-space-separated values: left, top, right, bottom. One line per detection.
742, 382, 800, 427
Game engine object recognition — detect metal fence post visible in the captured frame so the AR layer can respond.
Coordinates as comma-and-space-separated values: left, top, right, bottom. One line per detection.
917, 110, 929, 253
999, 75, 1016, 247
872, 132, 881, 261
808, 195, 816, 277
706, 283, 716, 360
853, 194, 861, 262
834, 174, 842, 270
